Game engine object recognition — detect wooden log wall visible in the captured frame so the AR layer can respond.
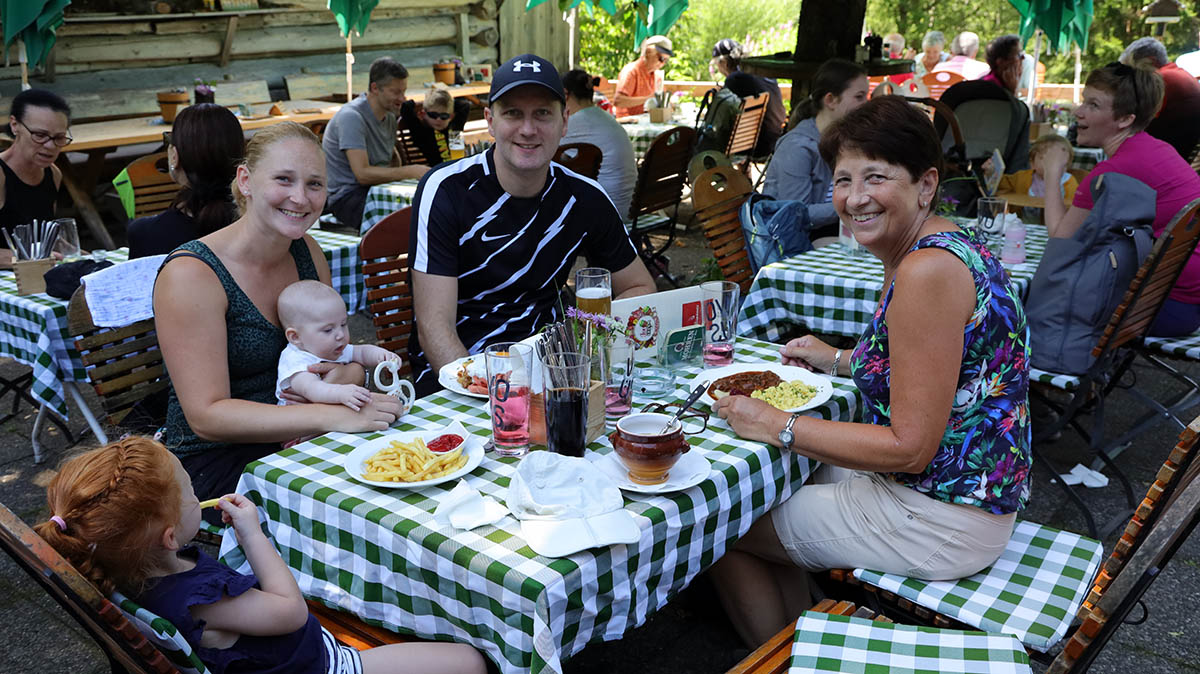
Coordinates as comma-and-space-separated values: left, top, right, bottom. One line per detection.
9, 0, 501, 77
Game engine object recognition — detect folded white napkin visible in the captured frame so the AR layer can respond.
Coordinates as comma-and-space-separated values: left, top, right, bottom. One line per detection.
1060, 463, 1110, 488
434, 481, 508, 530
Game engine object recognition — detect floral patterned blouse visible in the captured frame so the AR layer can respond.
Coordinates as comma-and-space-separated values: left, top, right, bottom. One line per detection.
850, 228, 1032, 514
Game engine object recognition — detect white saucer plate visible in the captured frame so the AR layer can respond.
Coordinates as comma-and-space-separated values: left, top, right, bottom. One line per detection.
595, 450, 712, 494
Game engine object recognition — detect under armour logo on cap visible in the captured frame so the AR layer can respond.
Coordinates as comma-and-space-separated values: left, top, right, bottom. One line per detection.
490, 53, 565, 105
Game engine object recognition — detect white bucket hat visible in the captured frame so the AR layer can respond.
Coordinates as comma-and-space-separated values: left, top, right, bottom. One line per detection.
507, 451, 640, 557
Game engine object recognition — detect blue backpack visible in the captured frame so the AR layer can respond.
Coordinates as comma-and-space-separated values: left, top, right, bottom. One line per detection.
738, 193, 814, 273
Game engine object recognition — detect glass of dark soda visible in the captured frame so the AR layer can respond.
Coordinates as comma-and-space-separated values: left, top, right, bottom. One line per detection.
542, 352, 590, 457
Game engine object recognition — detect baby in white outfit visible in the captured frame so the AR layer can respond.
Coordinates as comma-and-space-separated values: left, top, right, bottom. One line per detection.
275, 280, 394, 410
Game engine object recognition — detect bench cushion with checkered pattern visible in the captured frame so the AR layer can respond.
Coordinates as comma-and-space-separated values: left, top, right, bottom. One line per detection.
852, 520, 1103, 652
790, 611, 1032, 673
1144, 333, 1200, 360
113, 591, 208, 674
1029, 367, 1081, 391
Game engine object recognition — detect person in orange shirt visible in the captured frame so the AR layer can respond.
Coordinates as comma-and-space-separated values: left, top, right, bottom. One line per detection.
613, 35, 673, 116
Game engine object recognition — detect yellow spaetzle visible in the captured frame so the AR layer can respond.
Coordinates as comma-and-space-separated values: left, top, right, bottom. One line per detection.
750, 380, 819, 410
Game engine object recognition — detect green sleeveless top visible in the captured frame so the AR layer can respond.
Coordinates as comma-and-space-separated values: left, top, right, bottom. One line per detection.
161, 238, 319, 456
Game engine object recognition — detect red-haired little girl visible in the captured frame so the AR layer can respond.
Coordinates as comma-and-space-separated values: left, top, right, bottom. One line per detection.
37, 437, 486, 674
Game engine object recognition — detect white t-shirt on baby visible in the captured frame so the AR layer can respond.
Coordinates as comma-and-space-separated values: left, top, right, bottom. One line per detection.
275, 343, 354, 404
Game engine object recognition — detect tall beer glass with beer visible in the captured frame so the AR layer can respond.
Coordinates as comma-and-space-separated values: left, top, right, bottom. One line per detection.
575, 267, 611, 315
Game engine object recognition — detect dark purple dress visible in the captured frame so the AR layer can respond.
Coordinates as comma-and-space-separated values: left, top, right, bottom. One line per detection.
137, 547, 326, 674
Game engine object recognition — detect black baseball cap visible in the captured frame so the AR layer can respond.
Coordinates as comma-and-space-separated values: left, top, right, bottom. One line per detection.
489, 54, 566, 105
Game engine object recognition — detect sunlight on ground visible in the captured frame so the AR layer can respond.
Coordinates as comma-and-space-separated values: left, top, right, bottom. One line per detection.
32, 469, 57, 488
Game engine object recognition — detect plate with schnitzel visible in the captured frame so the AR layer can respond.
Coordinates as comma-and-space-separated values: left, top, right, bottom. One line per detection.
700, 364, 833, 413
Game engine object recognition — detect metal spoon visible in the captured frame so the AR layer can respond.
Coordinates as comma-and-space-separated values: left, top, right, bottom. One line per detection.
660, 380, 710, 434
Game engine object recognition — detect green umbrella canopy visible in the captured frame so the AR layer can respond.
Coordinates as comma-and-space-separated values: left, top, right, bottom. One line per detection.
329, 0, 379, 38
524, 0, 685, 50
1009, 0, 1093, 53
2, 0, 71, 69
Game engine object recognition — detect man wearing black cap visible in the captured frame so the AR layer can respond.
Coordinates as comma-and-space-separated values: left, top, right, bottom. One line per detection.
614, 36, 674, 117
408, 53, 656, 395
710, 39, 786, 156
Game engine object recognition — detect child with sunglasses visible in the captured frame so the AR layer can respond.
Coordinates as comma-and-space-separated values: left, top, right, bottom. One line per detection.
399, 89, 472, 166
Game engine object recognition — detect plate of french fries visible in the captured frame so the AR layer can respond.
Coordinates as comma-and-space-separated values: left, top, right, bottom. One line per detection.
344, 421, 484, 488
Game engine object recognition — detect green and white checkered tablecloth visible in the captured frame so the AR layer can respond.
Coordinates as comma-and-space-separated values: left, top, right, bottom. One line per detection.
738, 224, 1049, 342
621, 115, 691, 160
853, 520, 1103, 653
790, 611, 1032, 673
360, 180, 421, 234
217, 338, 862, 674
2, 231, 361, 421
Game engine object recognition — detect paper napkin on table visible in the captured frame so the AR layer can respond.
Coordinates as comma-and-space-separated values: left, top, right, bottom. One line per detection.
434, 481, 508, 530
507, 452, 640, 557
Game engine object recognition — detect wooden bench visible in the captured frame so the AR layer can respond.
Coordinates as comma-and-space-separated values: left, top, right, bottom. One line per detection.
726, 599, 893, 674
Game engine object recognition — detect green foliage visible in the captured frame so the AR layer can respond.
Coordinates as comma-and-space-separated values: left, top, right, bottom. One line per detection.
581, 0, 1200, 100
578, 0, 799, 81
865, 0, 1200, 88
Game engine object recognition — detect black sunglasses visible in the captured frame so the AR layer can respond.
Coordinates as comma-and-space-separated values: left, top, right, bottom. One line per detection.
425, 111, 452, 121
162, 131, 172, 147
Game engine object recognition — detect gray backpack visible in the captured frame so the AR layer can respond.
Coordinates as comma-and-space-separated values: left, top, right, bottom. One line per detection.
1026, 172, 1155, 374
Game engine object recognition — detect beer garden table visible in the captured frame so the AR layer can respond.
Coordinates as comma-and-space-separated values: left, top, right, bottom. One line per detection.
2, 228, 362, 460
360, 180, 422, 234
217, 337, 863, 674
738, 224, 1049, 343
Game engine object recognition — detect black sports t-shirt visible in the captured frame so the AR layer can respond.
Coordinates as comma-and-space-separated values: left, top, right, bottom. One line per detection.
409, 148, 638, 392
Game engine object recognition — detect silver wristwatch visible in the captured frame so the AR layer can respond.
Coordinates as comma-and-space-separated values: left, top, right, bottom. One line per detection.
778, 412, 803, 451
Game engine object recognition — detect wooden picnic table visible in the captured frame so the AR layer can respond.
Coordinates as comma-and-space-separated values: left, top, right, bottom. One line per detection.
60, 99, 340, 250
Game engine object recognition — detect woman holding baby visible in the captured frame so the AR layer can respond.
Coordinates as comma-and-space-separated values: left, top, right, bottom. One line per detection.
154, 122, 404, 512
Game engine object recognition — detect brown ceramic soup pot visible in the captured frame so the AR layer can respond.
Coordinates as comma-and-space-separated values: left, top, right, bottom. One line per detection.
609, 412, 691, 485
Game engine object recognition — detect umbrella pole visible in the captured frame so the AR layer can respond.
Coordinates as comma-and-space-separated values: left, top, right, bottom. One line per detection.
1080, 44, 1089, 104
346, 34, 354, 102
18, 38, 29, 91
1026, 29, 1042, 108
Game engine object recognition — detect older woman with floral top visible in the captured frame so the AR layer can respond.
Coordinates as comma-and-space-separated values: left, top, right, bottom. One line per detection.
708, 96, 1032, 648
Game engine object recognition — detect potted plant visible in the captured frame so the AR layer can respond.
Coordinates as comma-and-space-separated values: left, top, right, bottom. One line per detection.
157, 88, 189, 122
194, 78, 217, 104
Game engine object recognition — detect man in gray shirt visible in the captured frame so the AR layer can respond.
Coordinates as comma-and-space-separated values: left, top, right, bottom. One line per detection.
323, 57, 430, 227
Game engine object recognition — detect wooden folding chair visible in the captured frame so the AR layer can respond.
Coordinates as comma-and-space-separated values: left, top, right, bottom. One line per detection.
304, 119, 328, 142
1031, 197, 1200, 538
67, 286, 168, 437
395, 122, 424, 165
127, 152, 181, 219
360, 206, 414, 376
553, 142, 603, 180
627, 126, 695, 286
820, 412, 1200, 672
691, 166, 754, 292
724, 92, 769, 174
920, 70, 965, 100
0, 500, 186, 673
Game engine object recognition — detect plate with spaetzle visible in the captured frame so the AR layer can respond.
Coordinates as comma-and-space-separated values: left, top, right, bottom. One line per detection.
345, 421, 485, 488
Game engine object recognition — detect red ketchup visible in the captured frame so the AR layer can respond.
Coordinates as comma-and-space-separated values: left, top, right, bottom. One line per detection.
427, 434, 463, 453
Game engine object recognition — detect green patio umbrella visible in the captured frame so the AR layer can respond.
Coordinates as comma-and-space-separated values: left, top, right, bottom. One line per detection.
328, 0, 380, 101
1009, 0, 1093, 53
1009, 0, 1092, 105
524, 0, 686, 50
2, 0, 71, 89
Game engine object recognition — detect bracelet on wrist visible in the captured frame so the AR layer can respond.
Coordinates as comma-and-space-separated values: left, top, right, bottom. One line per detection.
831, 349, 843, 376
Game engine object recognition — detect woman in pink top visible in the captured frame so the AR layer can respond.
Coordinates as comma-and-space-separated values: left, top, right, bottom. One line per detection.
1044, 62, 1200, 336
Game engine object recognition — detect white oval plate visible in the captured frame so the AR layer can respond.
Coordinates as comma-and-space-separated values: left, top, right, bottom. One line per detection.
594, 450, 712, 494
344, 425, 485, 488
438, 356, 489, 399
699, 363, 834, 413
